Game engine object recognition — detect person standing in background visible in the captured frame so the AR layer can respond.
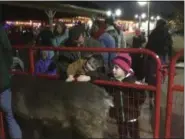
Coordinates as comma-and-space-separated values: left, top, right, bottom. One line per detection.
131, 29, 146, 80
91, 19, 116, 70
51, 22, 69, 58
105, 17, 127, 48
0, 23, 22, 139
145, 19, 173, 109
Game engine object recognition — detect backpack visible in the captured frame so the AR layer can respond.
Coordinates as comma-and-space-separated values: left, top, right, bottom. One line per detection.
106, 26, 119, 48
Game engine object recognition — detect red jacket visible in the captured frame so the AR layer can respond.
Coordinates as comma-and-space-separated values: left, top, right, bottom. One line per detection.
92, 23, 106, 40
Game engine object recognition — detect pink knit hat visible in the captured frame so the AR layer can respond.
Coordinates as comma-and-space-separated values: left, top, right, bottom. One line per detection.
113, 53, 132, 73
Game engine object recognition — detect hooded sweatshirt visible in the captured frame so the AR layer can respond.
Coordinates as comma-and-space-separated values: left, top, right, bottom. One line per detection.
35, 51, 57, 75
0, 24, 13, 93
99, 31, 116, 68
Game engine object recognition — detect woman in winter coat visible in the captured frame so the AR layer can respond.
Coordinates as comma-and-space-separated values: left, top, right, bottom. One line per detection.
50, 22, 69, 58
105, 53, 146, 138
51, 22, 69, 47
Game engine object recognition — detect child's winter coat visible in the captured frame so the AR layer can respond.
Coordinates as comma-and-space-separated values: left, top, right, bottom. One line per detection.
106, 75, 146, 122
35, 53, 57, 75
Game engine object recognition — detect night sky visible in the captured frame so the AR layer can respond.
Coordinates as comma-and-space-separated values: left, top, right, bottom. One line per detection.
94, 1, 184, 19
0, 1, 184, 21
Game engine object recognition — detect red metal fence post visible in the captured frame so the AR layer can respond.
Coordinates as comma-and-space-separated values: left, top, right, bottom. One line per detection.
0, 112, 5, 139
29, 47, 35, 74
154, 55, 162, 138
165, 49, 184, 138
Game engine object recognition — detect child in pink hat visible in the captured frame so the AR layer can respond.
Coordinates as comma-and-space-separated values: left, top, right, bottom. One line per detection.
108, 53, 146, 138
112, 53, 134, 81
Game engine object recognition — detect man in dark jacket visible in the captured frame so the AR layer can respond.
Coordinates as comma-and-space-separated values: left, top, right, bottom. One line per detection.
145, 19, 172, 85
57, 25, 85, 80
0, 24, 22, 139
145, 19, 173, 109
146, 19, 173, 63
131, 29, 146, 80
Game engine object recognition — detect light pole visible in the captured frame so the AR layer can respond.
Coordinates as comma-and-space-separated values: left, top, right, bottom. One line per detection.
137, 1, 150, 38
147, 2, 150, 37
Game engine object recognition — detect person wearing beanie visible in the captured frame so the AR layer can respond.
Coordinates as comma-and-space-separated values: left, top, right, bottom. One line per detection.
132, 29, 146, 48
131, 29, 146, 80
145, 18, 172, 110
91, 19, 116, 69
105, 17, 127, 48
112, 53, 134, 80
106, 53, 146, 138
146, 18, 172, 59
57, 24, 87, 80
65, 24, 85, 47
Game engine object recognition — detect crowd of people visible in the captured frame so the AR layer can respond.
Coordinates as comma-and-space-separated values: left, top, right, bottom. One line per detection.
5, 25, 37, 46
34, 17, 128, 77
0, 15, 173, 139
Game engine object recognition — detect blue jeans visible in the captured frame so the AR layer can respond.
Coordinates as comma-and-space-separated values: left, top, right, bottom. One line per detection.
0, 89, 22, 139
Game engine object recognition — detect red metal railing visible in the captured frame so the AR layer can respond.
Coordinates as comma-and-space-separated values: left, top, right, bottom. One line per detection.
6, 46, 162, 138
0, 112, 5, 139
165, 49, 184, 138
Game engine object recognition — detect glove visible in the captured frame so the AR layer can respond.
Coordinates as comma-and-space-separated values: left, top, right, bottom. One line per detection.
47, 62, 56, 72
66, 75, 75, 82
77, 75, 91, 82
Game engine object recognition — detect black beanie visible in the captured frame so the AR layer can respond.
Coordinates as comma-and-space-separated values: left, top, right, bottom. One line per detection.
156, 19, 166, 28
105, 16, 115, 25
69, 25, 85, 41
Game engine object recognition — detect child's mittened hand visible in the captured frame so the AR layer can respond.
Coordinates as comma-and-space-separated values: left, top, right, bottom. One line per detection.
66, 75, 75, 82
47, 62, 56, 71
77, 75, 91, 82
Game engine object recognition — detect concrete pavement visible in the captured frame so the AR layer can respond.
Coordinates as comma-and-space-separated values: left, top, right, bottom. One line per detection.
138, 68, 184, 138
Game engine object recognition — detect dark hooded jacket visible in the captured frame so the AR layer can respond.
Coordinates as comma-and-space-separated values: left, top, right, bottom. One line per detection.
0, 24, 13, 93
57, 25, 85, 80
146, 19, 173, 58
